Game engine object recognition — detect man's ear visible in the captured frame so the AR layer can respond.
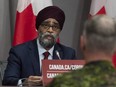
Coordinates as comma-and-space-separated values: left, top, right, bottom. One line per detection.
80, 35, 86, 51
36, 29, 39, 35
113, 48, 116, 55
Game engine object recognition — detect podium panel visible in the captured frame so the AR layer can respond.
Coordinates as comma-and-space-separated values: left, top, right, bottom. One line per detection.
42, 60, 85, 85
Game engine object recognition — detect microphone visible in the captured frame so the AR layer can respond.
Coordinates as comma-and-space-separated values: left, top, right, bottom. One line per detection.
55, 50, 61, 60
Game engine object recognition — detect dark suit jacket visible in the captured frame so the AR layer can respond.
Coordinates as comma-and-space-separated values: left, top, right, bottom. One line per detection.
2, 39, 76, 86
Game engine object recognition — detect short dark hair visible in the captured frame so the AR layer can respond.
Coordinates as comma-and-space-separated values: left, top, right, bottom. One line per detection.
83, 15, 116, 54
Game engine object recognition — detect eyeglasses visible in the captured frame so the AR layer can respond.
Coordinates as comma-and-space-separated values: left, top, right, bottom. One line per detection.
40, 23, 60, 31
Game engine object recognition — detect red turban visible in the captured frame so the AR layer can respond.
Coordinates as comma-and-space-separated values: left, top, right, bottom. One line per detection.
36, 6, 65, 30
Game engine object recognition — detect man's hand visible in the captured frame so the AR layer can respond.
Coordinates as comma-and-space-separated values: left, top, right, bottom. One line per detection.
23, 76, 43, 86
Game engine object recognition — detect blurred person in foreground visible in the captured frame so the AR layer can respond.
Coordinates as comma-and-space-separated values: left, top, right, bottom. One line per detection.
48, 15, 116, 87
2, 6, 76, 86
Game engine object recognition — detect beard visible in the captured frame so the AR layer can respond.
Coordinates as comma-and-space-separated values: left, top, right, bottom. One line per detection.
39, 32, 58, 49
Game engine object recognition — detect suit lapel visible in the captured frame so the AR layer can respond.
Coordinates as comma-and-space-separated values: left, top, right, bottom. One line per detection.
28, 39, 41, 75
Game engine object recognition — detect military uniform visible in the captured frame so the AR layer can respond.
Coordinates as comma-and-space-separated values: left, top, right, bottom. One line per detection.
48, 61, 116, 87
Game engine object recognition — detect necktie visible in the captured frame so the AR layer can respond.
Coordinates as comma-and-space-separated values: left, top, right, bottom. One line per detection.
43, 51, 50, 59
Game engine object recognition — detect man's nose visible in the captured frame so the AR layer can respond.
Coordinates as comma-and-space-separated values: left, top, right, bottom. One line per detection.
47, 27, 54, 32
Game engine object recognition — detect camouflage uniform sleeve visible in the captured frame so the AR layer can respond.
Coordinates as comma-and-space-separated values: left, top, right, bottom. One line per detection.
47, 61, 116, 87
47, 71, 82, 87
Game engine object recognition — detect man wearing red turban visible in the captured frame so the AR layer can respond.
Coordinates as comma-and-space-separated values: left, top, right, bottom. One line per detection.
2, 6, 76, 86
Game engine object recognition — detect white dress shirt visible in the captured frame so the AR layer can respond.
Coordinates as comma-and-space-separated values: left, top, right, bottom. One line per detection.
37, 39, 54, 71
